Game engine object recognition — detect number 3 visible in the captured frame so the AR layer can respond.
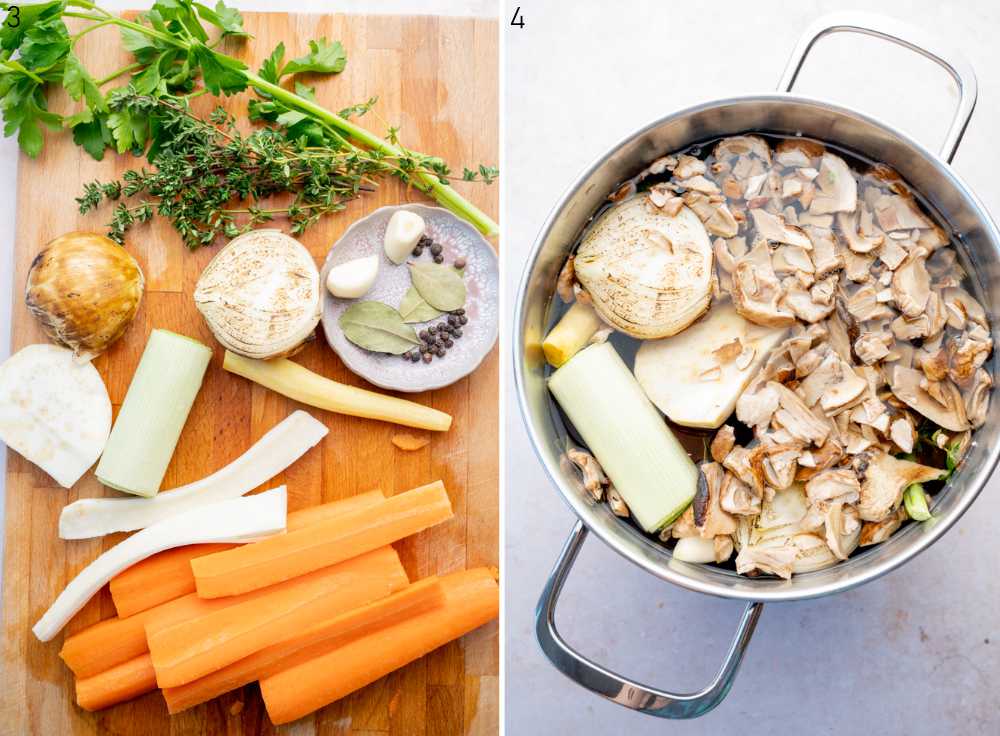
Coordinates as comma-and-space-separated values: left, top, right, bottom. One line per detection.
5, 5, 20, 28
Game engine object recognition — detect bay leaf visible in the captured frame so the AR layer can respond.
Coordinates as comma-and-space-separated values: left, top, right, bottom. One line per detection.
399, 286, 443, 323
339, 301, 421, 354
409, 262, 467, 312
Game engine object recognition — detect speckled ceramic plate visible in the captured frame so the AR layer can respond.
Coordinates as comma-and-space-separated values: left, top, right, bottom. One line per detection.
321, 204, 499, 392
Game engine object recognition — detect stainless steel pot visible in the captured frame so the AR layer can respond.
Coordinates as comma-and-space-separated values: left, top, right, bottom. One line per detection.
513, 12, 1000, 719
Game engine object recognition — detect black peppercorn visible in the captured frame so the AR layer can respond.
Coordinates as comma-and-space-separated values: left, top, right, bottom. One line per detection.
459, 315, 468, 325
428, 325, 437, 335
430, 243, 443, 256
447, 315, 459, 326
413, 245, 423, 257
433, 254, 444, 264
419, 329, 429, 341
436, 346, 446, 357
444, 337, 453, 348
453, 328, 463, 338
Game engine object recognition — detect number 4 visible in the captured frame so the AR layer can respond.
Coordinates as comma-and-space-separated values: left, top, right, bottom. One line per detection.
510, 6, 524, 28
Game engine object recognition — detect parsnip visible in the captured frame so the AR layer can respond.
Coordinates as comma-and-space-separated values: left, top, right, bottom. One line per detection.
542, 301, 604, 367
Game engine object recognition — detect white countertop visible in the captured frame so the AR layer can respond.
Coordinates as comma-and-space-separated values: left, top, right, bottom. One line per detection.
504, 0, 1000, 733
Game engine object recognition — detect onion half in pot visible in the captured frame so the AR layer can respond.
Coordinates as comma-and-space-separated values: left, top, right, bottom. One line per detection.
194, 229, 321, 360
24, 231, 144, 361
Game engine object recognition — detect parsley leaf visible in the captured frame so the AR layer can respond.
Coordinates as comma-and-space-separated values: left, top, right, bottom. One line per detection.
107, 106, 147, 154
72, 114, 112, 160
282, 38, 346, 76
0, 0, 65, 54
19, 15, 70, 69
63, 51, 107, 112
192, 43, 247, 95
257, 41, 285, 84
194, 0, 248, 38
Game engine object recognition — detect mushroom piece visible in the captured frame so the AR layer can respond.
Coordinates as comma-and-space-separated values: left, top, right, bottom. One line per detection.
810, 153, 858, 215
859, 507, 907, 546
797, 351, 867, 413
736, 381, 781, 429
735, 543, 799, 579
942, 287, 988, 331
673, 154, 706, 179
836, 210, 884, 253
878, 237, 908, 270
804, 467, 861, 505
824, 503, 862, 560
889, 416, 916, 454
769, 381, 832, 445
607, 485, 630, 518
847, 285, 894, 322
722, 444, 768, 497
750, 209, 813, 249
711, 425, 736, 464
731, 241, 798, 328
671, 505, 699, 539
762, 446, 799, 490
720, 471, 761, 515
891, 247, 931, 317
780, 278, 835, 324
684, 192, 739, 238
804, 226, 843, 277
714, 535, 735, 563
566, 447, 607, 501
714, 135, 772, 164
874, 193, 932, 232
556, 255, 576, 303
854, 331, 892, 365
677, 175, 721, 195
694, 463, 738, 538
965, 367, 992, 429
949, 332, 993, 386
888, 365, 971, 432
856, 450, 944, 522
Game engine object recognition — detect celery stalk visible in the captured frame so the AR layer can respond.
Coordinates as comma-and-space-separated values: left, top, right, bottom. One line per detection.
95, 329, 212, 497
547, 342, 698, 532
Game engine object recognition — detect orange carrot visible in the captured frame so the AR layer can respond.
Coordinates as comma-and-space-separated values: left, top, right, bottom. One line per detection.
110, 489, 386, 617
60, 542, 403, 680
147, 546, 409, 688
193, 481, 452, 599
260, 567, 499, 725
75, 654, 157, 712
162, 578, 444, 713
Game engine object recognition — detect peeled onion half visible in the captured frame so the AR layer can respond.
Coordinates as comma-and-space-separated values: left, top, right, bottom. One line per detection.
25, 232, 144, 361
574, 196, 713, 339
194, 229, 321, 359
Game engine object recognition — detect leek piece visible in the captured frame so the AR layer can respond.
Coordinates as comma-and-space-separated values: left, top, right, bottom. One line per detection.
33, 486, 287, 642
903, 483, 932, 521
542, 301, 604, 368
95, 329, 212, 497
223, 351, 452, 432
547, 342, 697, 532
60, 411, 327, 539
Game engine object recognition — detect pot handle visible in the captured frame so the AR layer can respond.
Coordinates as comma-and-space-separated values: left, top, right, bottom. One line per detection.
777, 11, 977, 163
535, 521, 764, 718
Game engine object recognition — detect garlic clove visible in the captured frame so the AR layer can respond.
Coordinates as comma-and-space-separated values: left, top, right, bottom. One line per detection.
326, 254, 380, 299
384, 210, 426, 264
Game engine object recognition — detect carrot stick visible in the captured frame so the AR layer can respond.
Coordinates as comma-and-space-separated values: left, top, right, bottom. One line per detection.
162, 578, 444, 713
260, 567, 499, 726
60, 542, 403, 679
192, 481, 452, 599
147, 547, 410, 688
110, 489, 386, 617
75, 654, 157, 712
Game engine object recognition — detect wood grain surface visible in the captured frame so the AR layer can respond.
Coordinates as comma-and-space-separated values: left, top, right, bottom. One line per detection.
0, 10, 498, 735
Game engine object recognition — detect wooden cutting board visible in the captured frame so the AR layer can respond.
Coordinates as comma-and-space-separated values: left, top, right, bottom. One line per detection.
0, 11, 498, 735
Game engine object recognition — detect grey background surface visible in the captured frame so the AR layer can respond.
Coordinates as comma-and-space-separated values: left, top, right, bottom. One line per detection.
503, 1, 1000, 734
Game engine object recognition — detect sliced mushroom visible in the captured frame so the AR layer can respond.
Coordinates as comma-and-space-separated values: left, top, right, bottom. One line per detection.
798, 350, 867, 412
965, 367, 992, 429
607, 485, 630, 518
889, 415, 916, 453
671, 505, 699, 539
857, 451, 944, 522
731, 240, 797, 328
804, 467, 861, 505
878, 238, 908, 270
949, 332, 993, 386
810, 153, 858, 215
720, 471, 761, 515
891, 314, 931, 342
736, 381, 781, 429
847, 285, 894, 322
710, 425, 736, 464
780, 278, 835, 323
566, 447, 607, 501
762, 446, 799, 490
804, 226, 843, 277
825, 503, 862, 560
942, 287, 988, 331
891, 247, 931, 317
859, 507, 908, 546
714, 535, 735, 563
673, 154, 707, 179
889, 365, 971, 431
694, 462, 738, 538
722, 444, 768, 496
751, 209, 812, 249
769, 381, 831, 445
874, 193, 932, 231
714, 135, 772, 164
677, 175, 721, 195
836, 209, 884, 253
854, 331, 892, 365
556, 256, 576, 303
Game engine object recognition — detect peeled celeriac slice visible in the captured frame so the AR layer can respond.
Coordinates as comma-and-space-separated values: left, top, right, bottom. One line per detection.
634, 301, 788, 429
224, 350, 452, 432
574, 197, 713, 339
95, 329, 212, 497
0, 344, 111, 488
548, 342, 697, 532
326, 255, 379, 299
32, 486, 287, 642
384, 210, 426, 264
542, 301, 604, 367
59, 411, 327, 539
